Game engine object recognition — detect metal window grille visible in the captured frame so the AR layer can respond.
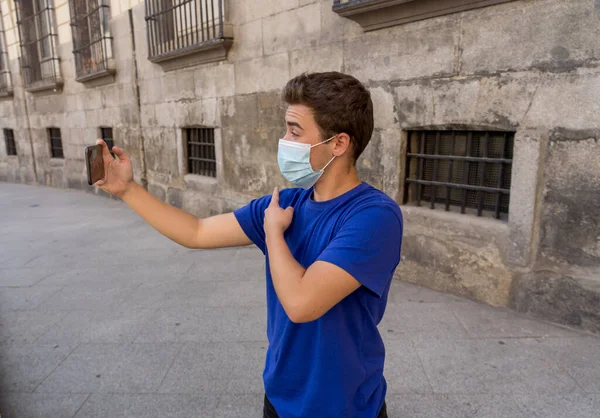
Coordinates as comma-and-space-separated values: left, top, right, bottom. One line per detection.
15, 0, 61, 88
145, 0, 225, 59
100, 127, 114, 151
186, 128, 216, 177
4, 129, 17, 156
404, 130, 514, 220
0, 9, 12, 94
69, 0, 112, 80
48, 127, 63, 159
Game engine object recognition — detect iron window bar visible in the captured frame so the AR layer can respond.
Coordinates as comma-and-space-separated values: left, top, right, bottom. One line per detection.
404, 130, 514, 220
69, 0, 113, 81
15, 0, 61, 89
186, 127, 216, 178
4, 129, 17, 156
145, 0, 226, 60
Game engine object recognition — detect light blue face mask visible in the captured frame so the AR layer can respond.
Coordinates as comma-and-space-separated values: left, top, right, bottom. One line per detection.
278, 135, 336, 189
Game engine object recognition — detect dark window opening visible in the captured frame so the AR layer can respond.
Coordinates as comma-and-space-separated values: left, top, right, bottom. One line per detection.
4, 129, 17, 156
100, 127, 114, 153
48, 127, 63, 159
185, 127, 216, 178
404, 130, 514, 220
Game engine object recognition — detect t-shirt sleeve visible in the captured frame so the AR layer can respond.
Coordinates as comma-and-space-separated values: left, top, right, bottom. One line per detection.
233, 194, 272, 254
316, 205, 403, 298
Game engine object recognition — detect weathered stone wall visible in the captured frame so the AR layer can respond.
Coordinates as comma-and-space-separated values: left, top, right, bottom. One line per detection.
1, 0, 599, 325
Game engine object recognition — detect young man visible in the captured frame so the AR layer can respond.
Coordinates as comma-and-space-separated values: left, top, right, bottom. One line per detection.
95, 72, 403, 418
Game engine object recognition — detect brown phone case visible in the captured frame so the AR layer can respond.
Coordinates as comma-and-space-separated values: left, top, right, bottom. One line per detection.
85, 145, 105, 185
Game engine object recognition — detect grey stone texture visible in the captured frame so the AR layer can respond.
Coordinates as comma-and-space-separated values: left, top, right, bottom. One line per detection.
0, 183, 599, 418
0, 0, 599, 331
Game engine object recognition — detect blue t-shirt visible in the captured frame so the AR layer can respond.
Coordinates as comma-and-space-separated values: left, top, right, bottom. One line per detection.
234, 182, 403, 418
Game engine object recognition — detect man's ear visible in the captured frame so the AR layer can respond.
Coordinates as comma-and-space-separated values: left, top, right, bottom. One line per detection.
332, 133, 352, 158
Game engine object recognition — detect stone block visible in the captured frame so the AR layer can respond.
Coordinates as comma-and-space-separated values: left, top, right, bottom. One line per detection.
379, 128, 403, 201
289, 43, 343, 77
228, 19, 263, 62
539, 132, 600, 268
356, 129, 384, 190
396, 207, 511, 306
257, 91, 286, 130
370, 86, 398, 130
234, 53, 290, 95
141, 77, 164, 104
228, 0, 300, 25
344, 17, 457, 82
144, 128, 179, 176
319, 0, 346, 45
166, 187, 184, 209
460, 0, 600, 75
506, 130, 542, 267
262, 3, 321, 56
141, 104, 156, 127
523, 70, 600, 131
148, 184, 166, 202
510, 272, 600, 334
194, 63, 235, 99
220, 95, 259, 129
391, 72, 540, 129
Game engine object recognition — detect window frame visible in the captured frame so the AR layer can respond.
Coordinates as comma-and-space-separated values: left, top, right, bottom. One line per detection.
332, 0, 517, 32
0, 4, 13, 96
184, 127, 217, 178
403, 129, 514, 220
144, 0, 233, 71
14, 0, 62, 91
69, 0, 115, 82
4, 129, 17, 156
48, 127, 63, 159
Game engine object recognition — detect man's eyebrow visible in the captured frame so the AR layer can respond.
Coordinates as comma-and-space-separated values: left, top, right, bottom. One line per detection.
286, 121, 304, 130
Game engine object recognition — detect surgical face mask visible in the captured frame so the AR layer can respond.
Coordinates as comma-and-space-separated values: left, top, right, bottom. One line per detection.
277, 135, 336, 189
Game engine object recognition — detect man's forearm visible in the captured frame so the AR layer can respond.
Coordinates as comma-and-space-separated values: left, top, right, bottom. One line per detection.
121, 182, 202, 248
266, 232, 306, 317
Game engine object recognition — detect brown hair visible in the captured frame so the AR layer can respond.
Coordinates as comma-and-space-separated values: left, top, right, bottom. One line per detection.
282, 72, 374, 163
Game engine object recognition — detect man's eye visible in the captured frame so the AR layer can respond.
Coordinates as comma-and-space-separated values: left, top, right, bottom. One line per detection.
291, 131, 299, 137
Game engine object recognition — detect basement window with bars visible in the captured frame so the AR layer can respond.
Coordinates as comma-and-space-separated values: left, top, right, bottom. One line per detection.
145, 0, 231, 65
48, 127, 63, 159
15, 0, 61, 90
404, 130, 514, 220
185, 128, 216, 178
69, 0, 114, 81
4, 129, 17, 156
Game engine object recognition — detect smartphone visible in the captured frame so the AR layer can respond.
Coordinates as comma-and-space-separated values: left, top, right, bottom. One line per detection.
85, 144, 105, 185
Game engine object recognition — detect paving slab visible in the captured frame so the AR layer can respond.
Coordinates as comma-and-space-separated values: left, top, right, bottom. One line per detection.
1, 183, 599, 418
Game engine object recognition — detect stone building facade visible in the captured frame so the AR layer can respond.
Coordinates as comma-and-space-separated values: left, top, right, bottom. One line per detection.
0, 0, 599, 332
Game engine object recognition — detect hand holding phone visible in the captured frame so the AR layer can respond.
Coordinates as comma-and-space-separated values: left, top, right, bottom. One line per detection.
85, 140, 135, 197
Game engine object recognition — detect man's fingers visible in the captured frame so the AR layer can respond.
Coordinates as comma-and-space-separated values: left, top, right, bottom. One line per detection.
286, 206, 294, 215
96, 139, 112, 161
270, 187, 279, 207
111, 146, 130, 162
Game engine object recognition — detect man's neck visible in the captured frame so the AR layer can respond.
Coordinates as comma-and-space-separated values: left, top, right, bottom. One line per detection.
312, 166, 362, 202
